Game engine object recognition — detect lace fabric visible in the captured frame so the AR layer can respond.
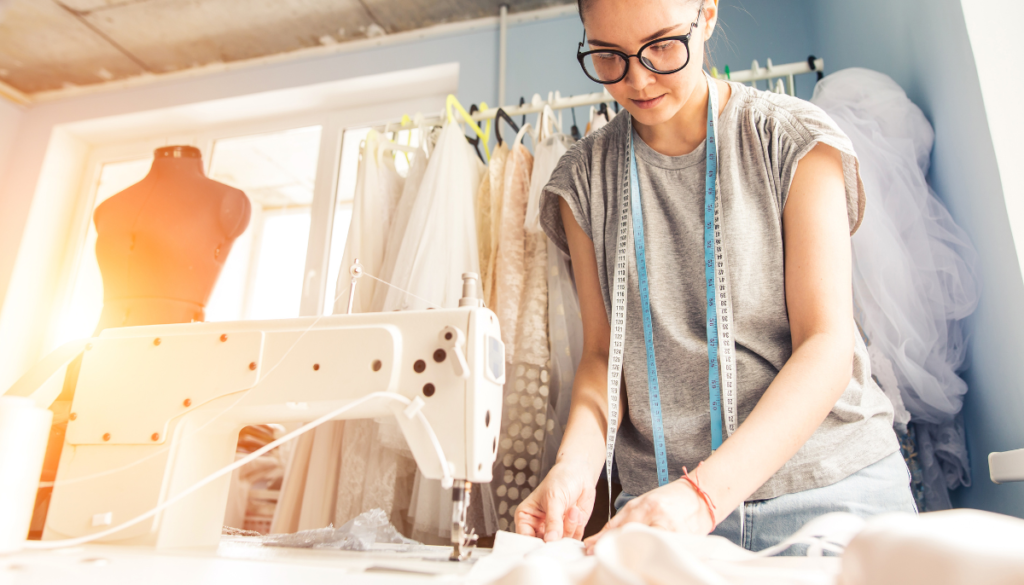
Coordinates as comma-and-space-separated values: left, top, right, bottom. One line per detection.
479, 144, 510, 305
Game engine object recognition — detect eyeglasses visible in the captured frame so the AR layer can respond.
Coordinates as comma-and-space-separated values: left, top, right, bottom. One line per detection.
577, 7, 703, 85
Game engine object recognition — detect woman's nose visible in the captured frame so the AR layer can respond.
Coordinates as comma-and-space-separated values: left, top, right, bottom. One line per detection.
623, 56, 657, 91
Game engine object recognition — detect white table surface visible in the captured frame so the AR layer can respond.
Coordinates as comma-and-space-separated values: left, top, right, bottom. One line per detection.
2, 538, 478, 585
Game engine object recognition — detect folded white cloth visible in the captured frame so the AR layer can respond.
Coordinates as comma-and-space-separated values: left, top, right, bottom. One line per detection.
840, 509, 1024, 585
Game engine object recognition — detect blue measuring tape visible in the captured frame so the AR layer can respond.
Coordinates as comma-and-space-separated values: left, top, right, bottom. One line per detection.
625, 74, 725, 490
605, 73, 736, 510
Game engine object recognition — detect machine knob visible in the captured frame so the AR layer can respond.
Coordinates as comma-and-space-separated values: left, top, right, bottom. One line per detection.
439, 326, 470, 379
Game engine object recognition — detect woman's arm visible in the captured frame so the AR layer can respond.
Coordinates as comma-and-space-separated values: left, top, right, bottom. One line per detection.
514, 197, 622, 541
695, 142, 854, 516
585, 142, 854, 543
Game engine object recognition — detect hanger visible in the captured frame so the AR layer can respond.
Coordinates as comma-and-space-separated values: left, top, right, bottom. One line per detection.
465, 104, 486, 163
569, 105, 581, 141
495, 107, 520, 146
807, 55, 823, 81
597, 102, 610, 122
518, 97, 527, 126
446, 94, 490, 161
512, 122, 537, 153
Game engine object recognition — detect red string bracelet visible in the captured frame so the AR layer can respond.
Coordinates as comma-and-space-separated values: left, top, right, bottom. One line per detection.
680, 461, 717, 528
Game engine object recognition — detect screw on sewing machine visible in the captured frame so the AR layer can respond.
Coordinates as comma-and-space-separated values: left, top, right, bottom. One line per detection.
371, 359, 382, 371
433, 349, 447, 363
414, 359, 426, 373
153, 338, 161, 346
151, 433, 159, 442
102, 433, 111, 441
183, 398, 192, 407
220, 334, 228, 342
249, 362, 257, 371
313, 363, 320, 371
69, 413, 77, 421
423, 383, 435, 397
486, 410, 491, 427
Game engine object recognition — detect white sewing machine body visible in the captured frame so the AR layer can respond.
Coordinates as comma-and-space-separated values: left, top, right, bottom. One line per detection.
42, 306, 504, 550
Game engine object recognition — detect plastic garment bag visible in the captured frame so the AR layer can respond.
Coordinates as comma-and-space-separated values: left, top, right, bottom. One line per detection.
811, 68, 980, 509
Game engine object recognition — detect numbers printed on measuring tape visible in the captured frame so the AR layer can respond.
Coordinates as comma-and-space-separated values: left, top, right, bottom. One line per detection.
604, 72, 739, 514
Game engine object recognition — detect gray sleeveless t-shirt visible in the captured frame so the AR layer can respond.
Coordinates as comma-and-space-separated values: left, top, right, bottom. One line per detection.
539, 81, 898, 501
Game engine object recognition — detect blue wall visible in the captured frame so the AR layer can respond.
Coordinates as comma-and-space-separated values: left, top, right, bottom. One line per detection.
809, 0, 1024, 517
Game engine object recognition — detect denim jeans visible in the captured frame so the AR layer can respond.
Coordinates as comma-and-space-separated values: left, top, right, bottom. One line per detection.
613, 450, 916, 555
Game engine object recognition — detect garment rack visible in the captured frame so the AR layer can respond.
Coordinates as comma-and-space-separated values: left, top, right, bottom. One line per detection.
371, 57, 823, 133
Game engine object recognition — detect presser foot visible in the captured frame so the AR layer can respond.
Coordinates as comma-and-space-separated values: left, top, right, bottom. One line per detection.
450, 481, 477, 561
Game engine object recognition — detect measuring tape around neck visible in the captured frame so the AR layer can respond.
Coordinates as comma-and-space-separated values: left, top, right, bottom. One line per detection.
605, 72, 738, 514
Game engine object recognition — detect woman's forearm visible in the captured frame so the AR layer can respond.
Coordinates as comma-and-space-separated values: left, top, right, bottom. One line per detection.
555, 348, 617, 485
697, 330, 853, 519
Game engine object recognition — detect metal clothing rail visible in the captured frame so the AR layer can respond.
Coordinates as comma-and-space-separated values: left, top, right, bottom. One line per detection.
372, 56, 823, 132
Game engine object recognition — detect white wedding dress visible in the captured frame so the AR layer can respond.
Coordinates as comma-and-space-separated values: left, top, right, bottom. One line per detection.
812, 68, 980, 510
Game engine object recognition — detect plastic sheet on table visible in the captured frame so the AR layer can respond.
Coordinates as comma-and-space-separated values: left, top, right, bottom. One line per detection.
261, 508, 422, 551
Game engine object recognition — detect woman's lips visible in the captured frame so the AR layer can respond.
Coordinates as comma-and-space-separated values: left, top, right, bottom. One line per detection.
631, 95, 664, 109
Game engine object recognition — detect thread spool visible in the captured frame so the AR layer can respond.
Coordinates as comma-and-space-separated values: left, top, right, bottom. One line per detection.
0, 396, 53, 553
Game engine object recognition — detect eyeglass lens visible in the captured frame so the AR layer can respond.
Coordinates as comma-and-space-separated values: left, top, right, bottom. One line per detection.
581, 39, 690, 83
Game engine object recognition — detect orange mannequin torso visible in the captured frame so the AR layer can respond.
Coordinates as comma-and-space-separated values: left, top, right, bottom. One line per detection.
92, 145, 250, 332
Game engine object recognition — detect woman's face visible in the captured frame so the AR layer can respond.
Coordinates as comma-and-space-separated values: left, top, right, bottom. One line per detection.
582, 0, 713, 127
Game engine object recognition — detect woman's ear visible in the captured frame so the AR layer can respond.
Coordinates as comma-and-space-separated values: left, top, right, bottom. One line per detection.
702, 0, 719, 40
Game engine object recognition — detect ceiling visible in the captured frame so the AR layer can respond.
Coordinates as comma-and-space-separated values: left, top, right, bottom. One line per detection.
0, 0, 572, 97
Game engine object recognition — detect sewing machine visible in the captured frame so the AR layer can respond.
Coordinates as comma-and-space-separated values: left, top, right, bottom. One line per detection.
10, 274, 504, 561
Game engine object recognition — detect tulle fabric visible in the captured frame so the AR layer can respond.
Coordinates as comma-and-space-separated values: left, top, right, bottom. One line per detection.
812, 68, 980, 505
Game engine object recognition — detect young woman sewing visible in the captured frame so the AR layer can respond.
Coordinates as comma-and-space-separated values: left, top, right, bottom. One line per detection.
517, 0, 915, 553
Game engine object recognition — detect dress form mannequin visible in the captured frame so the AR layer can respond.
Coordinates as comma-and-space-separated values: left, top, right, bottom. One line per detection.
93, 145, 251, 330
30, 146, 250, 537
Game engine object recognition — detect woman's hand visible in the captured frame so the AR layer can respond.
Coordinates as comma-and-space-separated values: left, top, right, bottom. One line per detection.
515, 460, 597, 542
582, 478, 716, 554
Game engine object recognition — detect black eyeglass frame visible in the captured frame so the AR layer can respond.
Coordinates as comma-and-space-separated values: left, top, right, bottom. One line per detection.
576, 7, 703, 85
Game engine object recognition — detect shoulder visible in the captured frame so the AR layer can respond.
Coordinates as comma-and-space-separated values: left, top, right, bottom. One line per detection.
725, 82, 865, 233
213, 182, 251, 239
725, 81, 854, 154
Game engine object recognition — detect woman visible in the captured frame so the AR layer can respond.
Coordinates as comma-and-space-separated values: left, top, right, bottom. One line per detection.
517, 0, 915, 553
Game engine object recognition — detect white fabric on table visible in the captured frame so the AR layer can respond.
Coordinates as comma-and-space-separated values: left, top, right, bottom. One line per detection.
469, 518, 854, 585
839, 510, 1024, 585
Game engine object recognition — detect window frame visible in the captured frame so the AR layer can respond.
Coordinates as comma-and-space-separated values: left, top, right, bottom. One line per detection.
46, 92, 446, 352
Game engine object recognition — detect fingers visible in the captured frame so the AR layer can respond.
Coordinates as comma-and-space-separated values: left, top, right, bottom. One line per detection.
542, 495, 567, 542
562, 505, 581, 541
515, 503, 545, 538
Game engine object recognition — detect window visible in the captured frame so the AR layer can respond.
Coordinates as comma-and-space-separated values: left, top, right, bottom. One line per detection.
206, 126, 322, 321
44, 66, 453, 354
